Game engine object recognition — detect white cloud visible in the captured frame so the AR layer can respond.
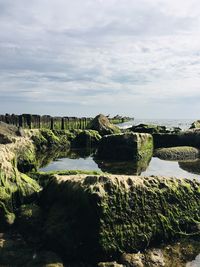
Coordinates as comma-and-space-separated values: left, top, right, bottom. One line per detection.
0, 0, 200, 117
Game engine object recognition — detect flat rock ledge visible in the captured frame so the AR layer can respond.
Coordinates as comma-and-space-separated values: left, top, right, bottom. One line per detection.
40, 174, 200, 261
154, 146, 200, 160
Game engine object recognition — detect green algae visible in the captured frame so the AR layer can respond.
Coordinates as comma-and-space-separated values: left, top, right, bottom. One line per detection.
72, 130, 101, 148
154, 146, 200, 160
0, 168, 40, 229
97, 132, 153, 161
39, 175, 200, 261
30, 170, 104, 188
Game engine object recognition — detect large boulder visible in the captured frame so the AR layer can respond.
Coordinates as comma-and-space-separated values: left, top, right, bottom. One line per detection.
40, 174, 200, 261
131, 123, 167, 134
89, 114, 121, 136
154, 146, 200, 160
154, 129, 200, 148
96, 133, 153, 161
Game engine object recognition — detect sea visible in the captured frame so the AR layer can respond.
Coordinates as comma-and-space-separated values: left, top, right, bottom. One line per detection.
117, 118, 195, 130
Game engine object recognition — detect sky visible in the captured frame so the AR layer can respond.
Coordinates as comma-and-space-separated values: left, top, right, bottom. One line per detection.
0, 0, 200, 118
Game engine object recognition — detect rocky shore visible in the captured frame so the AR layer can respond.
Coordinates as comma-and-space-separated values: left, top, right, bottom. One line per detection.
0, 115, 200, 266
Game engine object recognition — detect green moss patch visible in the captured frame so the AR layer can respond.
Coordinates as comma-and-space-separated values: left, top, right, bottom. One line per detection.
154, 146, 200, 160
97, 133, 153, 161
40, 174, 200, 261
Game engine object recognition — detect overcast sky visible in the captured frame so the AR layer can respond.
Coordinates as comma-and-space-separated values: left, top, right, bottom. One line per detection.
0, 0, 200, 118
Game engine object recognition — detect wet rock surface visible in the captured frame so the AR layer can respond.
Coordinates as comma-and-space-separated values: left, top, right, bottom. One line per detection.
179, 159, 200, 175
0, 121, 200, 266
154, 146, 200, 160
97, 133, 153, 161
0, 136, 41, 230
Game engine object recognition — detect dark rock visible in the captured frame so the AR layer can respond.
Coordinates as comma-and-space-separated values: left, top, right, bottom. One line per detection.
72, 130, 101, 148
17, 204, 43, 244
0, 231, 64, 267
89, 114, 121, 136
179, 159, 200, 175
0, 133, 13, 144
96, 133, 153, 161
131, 123, 168, 134
95, 156, 151, 175
17, 127, 25, 137
130, 124, 182, 135
154, 129, 200, 148
120, 239, 200, 267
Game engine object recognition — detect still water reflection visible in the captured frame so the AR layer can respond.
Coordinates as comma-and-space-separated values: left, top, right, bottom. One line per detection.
39, 149, 200, 182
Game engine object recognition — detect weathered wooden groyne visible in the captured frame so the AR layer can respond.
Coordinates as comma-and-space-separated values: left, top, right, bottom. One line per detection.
0, 114, 92, 130
0, 114, 130, 130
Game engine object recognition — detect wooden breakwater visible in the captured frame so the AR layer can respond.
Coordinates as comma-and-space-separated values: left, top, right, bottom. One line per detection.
0, 114, 92, 130
0, 114, 131, 130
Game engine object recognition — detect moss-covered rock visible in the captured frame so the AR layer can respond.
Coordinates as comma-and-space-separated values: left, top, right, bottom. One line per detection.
131, 123, 168, 134
0, 138, 41, 230
154, 129, 200, 149
97, 133, 153, 161
17, 142, 38, 172
39, 174, 200, 261
154, 146, 200, 160
72, 130, 102, 148
131, 123, 181, 135
0, 122, 24, 144
31, 170, 103, 188
31, 129, 71, 151
89, 114, 121, 136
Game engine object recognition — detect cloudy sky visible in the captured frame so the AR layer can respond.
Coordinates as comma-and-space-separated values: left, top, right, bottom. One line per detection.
0, 0, 200, 118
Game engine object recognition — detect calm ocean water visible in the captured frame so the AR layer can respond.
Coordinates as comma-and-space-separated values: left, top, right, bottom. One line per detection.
118, 118, 195, 130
